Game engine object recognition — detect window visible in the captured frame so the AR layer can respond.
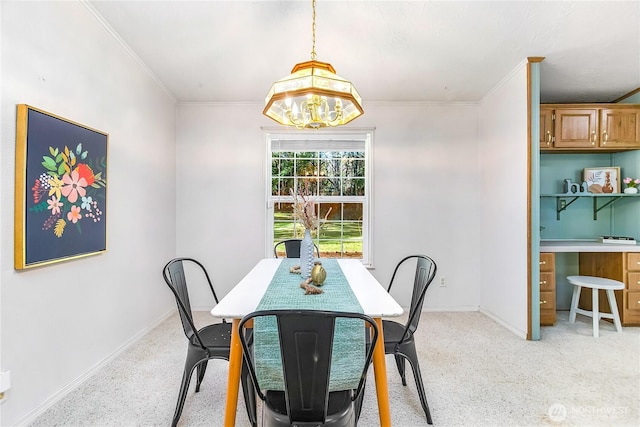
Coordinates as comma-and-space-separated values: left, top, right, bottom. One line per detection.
266, 130, 373, 265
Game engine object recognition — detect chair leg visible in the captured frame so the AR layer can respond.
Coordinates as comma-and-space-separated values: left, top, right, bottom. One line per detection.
241, 362, 257, 427
195, 360, 208, 392
394, 354, 407, 386
172, 364, 196, 427
354, 376, 367, 422
399, 346, 433, 425
173, 351, 208, 427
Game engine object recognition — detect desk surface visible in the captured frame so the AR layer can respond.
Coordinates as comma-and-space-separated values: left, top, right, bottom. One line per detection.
211, 258, 404, 318
540, 239, 640, 252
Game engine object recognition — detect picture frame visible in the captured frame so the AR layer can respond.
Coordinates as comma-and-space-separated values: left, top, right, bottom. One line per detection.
14, 105, 108, 270
583, 167, 621, 194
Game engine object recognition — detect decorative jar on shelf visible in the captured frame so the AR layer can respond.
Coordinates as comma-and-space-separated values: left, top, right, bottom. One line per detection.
624, 187, 638, 194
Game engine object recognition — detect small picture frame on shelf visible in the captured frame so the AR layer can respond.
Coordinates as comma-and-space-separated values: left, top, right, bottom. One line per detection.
583, 167, 620, 194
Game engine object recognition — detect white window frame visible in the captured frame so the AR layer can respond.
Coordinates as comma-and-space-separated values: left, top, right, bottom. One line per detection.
264, 128, 374, 266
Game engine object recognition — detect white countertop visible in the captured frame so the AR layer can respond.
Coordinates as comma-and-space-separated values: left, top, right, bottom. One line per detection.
540, 239, 640, 252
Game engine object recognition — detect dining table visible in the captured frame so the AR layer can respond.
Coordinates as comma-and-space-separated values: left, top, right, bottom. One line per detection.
210, 258, 403, 427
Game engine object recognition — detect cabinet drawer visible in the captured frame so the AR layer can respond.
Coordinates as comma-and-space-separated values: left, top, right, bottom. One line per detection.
626, 291, 640, 312
540, 272, 555, 291
540, 291, 555, 310
628, 273, 640, 291
539, 253, 555, 272
540, 310, 556, 326
628, 253, 640, 271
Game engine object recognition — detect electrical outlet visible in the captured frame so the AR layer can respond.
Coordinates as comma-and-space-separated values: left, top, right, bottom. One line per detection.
440, 277, 446, 287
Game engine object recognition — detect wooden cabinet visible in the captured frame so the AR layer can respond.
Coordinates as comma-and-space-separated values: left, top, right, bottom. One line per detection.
625, 253, 640, 324
578, 252, 640, 325
540, 107, 554, 148
600, 108, 640, 149
554, 108, 598, 148
540, 104, 640, 151
539, 252, 556, 325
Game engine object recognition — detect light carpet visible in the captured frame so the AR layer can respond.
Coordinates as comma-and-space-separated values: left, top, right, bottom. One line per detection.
29, 311, 640, 426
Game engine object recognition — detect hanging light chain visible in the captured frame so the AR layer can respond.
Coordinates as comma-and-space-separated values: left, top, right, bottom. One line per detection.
310, 0, 317, 60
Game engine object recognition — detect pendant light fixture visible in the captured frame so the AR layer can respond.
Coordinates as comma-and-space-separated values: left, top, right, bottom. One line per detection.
263, 0, 363, 129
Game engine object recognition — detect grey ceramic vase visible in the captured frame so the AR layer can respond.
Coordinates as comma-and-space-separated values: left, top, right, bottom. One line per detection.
299, 228, 315, 279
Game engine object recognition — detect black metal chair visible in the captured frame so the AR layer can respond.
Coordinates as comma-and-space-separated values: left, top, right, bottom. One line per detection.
273, 239, 320, 258
239, 309, 378, 427
162, 257, 256, 427
383, 255, 437, 425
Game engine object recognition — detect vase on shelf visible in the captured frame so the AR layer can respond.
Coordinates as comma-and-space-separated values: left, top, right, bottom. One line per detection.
299, 228, 315, 279
623, 187, 638, 194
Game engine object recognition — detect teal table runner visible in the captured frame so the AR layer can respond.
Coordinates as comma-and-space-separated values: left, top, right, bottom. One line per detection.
253, 258, 365, 391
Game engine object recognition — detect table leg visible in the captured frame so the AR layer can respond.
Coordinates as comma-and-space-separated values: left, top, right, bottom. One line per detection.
223, 319, 242, 427
373, 317, 392, 427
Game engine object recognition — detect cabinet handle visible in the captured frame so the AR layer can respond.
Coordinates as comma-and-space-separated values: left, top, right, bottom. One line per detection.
540, 280, 547, 285
540, 261, 546, 265
590, 130, 596, 145
602, 130, 608, 144
540, 300, 547, 304
546, 131, 551, 145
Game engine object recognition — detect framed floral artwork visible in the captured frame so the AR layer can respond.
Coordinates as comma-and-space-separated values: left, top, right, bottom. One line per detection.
583, 167, 621, 194
14, 105, 108, 270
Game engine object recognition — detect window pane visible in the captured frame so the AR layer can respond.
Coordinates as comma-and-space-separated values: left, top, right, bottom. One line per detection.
341, 158, 365, 178
343, 203, 363, 221
272, 178, 294, 196
318, 177, 340, 196
343, 178, 365, 196
319, 158, 340, 177
296, 159, 317, 177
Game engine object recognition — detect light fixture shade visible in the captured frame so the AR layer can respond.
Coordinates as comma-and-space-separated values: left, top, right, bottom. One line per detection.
263, 60, 363, 129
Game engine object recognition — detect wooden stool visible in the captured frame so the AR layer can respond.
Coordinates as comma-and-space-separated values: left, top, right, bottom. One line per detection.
567, 275, 624, 337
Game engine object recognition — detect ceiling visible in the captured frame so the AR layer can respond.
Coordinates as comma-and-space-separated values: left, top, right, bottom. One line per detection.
87, 0, 640, 105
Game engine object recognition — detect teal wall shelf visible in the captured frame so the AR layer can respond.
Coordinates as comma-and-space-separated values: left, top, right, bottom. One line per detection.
541, 193, 640, 220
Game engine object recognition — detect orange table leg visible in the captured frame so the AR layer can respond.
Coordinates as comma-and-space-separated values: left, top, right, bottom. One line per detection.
223, 319, 242, 427
373, 317, 392, 427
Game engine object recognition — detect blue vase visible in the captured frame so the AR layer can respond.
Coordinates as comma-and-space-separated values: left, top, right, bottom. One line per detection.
299, 229, 315, 279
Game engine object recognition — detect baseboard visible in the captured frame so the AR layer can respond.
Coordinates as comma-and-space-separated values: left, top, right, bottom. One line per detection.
14, 308, 176, 426
479, 307, 527, 339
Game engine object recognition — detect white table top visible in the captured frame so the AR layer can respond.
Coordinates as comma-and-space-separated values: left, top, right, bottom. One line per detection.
540, 239, 640, 253
211, 258, 404, 319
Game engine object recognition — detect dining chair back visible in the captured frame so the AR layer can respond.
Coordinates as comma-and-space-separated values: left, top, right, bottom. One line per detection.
273, 238, 320, 258
162, 257, 256, 427
384, 255, 437, 424
239, 309, 378, 427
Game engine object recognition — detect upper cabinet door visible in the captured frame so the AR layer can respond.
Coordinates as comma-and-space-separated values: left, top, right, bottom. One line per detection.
540, 108, 554, 148
554, 109, 598, 148
600, 108, 640, 149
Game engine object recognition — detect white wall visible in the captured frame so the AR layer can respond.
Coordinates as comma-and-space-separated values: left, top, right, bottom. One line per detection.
0, 2, 177, 424
176, 102, 482, 311
478, 62, 530, 337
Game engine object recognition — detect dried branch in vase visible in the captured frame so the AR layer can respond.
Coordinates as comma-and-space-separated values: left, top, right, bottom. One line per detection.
290, 181, 332, 231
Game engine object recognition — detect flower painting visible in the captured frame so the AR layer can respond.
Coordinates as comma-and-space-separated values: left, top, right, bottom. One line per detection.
15, 105, 108, 269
